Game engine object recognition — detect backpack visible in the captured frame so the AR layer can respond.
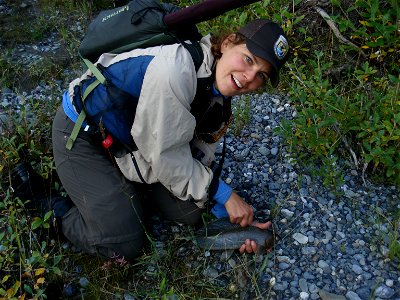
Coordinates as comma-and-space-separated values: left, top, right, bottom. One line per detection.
66, 0, 205, 151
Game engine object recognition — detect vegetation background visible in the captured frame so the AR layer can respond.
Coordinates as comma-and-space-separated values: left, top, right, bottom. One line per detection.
0, 0, 399, 298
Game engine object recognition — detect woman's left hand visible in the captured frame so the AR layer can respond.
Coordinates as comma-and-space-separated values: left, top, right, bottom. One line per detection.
239, 221, 272, 254
224, 191, 254, 227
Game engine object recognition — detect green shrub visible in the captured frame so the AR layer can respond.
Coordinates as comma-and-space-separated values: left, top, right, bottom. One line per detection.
0, 53, 24, 89
232, 95, 252, 136
278, 52, 399, 185
0, 191, 63, 299
0, 96, 56, 174
276, 0, 400, 185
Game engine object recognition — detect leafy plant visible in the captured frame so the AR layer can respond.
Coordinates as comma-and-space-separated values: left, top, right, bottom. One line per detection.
0, 191, 63, 299
278, 42, 399, 185
231, 95, 252, 136
349, 0, 399, 72
0, 52, 24, 89
0, 96, 56, 175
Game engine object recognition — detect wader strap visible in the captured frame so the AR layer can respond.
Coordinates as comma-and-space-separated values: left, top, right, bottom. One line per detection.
208, 136, 227, 199
217, 135, 227, 178
82, 57, 107, 85
66, 57, 107, 150
66, 109, 87, 150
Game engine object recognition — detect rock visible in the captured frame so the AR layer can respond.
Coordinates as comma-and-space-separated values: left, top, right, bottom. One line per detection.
270, 147, 279, 156
299, 278, 308, 292
293, 233, 308, 244
63, 283, 78, 297
317, 260, 330, 273
281, 208, 294, 218
302, 247, 317, 255
385, 279, 394, 287
351, 264, 363, 275
203, 267, 218, 279
300, 291, 310, 300
318, 289, 346, 300
345, 291, 362, 300
124, 293, 136, 300
79, 277, 89, 288
374, 285, 395, 299
241, 148, 250, 158
258, 146, 270, 156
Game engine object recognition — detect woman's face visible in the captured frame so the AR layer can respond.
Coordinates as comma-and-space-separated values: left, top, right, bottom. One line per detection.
215, 35, 273, 97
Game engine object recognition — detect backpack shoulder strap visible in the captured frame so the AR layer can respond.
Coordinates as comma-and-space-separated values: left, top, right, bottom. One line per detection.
66, 56, 107, 150
181, 40, 204, 71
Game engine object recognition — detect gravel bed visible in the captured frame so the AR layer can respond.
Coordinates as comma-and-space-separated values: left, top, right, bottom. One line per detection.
190, 93, 400, 300
5, 85, 397, 300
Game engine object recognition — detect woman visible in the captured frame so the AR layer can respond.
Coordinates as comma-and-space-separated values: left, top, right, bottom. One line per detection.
52, 19, 289, 261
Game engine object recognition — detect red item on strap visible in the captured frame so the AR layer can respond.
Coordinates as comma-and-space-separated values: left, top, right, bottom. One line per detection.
102, 134, 113, 149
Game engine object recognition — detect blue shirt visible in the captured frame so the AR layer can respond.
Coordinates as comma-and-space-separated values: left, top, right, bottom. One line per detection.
211, 179, 232, 218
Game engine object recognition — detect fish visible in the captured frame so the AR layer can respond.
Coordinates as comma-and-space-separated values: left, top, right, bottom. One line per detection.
195, 217, 274, 252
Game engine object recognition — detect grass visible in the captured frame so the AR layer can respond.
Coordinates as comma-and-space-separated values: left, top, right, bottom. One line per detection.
231, 95, 252, 136
0, 0, 399, 298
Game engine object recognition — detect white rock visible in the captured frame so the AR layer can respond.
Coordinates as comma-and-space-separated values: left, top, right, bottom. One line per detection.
300, 292, 310, 300
385, 279, 394, 287
281, 208, 294, 218
293, 233, 308, 244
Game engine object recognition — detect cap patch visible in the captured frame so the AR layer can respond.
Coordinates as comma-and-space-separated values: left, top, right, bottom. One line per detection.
274, 35, 289, 60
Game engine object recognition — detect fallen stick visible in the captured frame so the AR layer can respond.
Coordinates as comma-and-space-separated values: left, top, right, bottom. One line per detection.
314, 6, 367, 58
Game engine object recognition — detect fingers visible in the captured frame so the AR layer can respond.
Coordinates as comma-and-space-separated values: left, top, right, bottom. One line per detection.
238, 211, 253, 227
251, 220, 272, 230
230, 213, 253, 227
239, 239, 257, 254
225, 192, 254, 227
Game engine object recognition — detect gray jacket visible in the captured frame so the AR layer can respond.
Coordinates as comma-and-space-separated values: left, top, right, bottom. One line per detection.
68, 35, 222, 208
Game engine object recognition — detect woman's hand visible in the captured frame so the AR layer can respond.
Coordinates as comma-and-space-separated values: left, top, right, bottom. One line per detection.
224, 191, 254, 227
239, 221, 272, 254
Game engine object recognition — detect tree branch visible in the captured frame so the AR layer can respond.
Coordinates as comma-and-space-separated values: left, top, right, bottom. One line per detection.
314, 6, 367, 58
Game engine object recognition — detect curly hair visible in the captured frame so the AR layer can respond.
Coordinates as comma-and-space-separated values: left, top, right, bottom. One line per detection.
210, 32, 246, 60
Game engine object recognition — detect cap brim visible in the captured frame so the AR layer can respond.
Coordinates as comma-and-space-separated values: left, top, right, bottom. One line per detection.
246, 39, 280, 87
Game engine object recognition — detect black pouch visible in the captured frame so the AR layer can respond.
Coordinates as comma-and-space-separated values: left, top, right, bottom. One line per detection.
195, 100, 232, 144
11, 162, 48, 203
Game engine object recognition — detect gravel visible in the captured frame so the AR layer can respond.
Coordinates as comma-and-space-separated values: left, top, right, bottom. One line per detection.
202, 93, 400, 299
5, 83, 397, 300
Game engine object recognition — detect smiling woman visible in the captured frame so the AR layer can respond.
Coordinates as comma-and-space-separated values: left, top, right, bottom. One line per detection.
51, 18, 290, 260
215, 42, 272, 95
212, 20, 289, 96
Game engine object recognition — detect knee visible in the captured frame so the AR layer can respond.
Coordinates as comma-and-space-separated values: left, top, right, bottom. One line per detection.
96, 235, 146, 262
176, 209, 203, 226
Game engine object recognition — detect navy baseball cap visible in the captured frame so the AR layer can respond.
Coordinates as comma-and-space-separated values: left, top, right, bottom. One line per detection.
238, 19, 290, 87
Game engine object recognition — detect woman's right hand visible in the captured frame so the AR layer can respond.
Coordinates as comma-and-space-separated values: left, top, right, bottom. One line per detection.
224, 191, 254, 227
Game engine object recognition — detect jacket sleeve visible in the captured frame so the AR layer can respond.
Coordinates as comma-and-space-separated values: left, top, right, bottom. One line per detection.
130, 45, 213, 202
